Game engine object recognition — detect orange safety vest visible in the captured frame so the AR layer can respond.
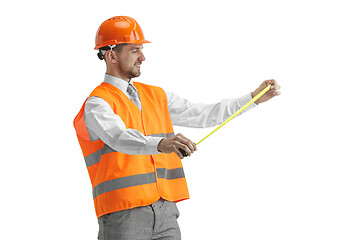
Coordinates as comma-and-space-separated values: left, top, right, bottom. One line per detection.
73, 82, 189, 218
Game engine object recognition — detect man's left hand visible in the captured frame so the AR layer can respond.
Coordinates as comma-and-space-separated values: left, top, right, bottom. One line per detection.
251, 79, 281, 104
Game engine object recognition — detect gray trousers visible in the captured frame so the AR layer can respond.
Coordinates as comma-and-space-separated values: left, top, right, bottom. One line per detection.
98, 199, 181, 240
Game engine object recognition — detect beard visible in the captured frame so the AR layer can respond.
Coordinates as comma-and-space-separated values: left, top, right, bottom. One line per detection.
118, 62, 141, 79
129, 67, 141, 78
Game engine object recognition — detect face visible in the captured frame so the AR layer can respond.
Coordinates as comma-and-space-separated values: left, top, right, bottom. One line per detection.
115, 44, 146, 80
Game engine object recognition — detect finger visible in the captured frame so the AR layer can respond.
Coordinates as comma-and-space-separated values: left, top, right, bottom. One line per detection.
176, 133, 195, 153
270, 89, 281, 96
193, 142, 197, 151
267, 79, 274, 86
271, 80, 280, 90
275, 82, 280, 90
176, 142, 192, 157
186, 139, 195, 153
173, 146, 184, 159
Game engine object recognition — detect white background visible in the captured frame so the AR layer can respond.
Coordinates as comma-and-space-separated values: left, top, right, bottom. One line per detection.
1, 0, 359, 239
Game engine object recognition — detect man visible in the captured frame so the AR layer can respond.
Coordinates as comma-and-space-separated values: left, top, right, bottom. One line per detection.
74, 16, 280, 240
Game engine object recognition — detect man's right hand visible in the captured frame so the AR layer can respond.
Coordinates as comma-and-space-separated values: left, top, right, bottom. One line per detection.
157, 133, 197, 159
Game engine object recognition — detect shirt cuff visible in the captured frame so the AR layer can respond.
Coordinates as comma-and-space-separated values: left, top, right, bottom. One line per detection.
237, 92, 257, 112
146, 136, 164, 155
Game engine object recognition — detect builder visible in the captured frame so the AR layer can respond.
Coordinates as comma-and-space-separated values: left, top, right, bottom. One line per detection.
74, 16, 280, 240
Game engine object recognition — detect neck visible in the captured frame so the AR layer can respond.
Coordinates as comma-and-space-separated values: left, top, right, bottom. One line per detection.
106, 67, 130, 83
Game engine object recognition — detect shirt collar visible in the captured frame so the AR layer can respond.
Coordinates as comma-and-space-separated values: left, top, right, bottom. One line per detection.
104, 74, 137, 94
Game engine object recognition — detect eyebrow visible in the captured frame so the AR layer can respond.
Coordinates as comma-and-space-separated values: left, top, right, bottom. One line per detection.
130, 46, 144, 50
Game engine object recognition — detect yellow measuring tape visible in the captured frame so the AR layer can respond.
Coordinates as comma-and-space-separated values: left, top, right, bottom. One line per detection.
196, 84, 271, 145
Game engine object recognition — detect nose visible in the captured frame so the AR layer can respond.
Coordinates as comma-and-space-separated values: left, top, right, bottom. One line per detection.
138, 51, 146, 62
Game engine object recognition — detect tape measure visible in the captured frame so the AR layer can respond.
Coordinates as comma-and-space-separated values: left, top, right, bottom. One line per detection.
179, 84, 272, 157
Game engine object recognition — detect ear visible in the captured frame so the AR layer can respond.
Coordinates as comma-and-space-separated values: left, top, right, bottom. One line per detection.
105, 50, 117, 64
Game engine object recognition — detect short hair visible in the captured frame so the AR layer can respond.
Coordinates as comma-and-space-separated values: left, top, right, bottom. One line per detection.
97, 44, 128, 60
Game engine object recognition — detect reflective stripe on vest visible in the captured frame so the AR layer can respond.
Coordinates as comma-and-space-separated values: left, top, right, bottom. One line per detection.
92, 167, 185, 199
84, 132, 175, 167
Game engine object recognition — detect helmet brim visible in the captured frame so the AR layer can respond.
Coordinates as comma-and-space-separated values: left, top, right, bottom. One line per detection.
94, 40, 151, 50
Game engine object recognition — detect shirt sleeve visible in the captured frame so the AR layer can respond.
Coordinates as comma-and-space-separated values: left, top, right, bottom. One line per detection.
84, 96, 163, 155
166, 92, 257, 128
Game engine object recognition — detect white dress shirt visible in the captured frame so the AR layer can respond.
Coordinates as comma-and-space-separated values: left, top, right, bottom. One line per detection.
84, 74, 257, 155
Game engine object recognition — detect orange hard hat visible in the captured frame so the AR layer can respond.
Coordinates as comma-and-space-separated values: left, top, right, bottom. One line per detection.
94, 16, 151, 50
